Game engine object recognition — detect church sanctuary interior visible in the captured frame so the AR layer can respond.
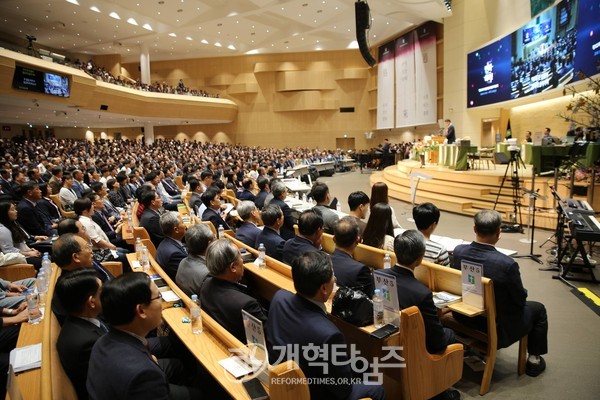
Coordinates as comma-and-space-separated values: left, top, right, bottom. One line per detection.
0, 0, 598, 399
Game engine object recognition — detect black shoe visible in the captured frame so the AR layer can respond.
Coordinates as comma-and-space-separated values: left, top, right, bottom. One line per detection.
526, 356, 546, 377
430, 388, 461, 400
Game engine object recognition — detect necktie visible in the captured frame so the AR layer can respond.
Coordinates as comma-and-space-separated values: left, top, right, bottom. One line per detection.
100, 213, 114, 232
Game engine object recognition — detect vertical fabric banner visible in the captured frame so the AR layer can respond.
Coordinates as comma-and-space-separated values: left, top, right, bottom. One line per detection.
377, 41, 396, 130
395, 32, 416, 127
414, 22, 437, 125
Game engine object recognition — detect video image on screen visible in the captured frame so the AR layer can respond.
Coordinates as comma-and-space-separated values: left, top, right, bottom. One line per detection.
510, 0, 579, 99
44, 72, 70, 97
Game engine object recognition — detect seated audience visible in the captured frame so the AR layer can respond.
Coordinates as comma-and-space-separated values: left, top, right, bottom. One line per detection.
187, 178, 203, 215
56, 269, 105, 400
176, 224, 214, 296
267, 251, 385, 400
452, 210, 548, 377
200, 238, 267, 342
370, 182, 402, 229
0, 277, 35, 309
235, 200, 261, 248
139, 189, 165, 247
89, 193, 127, 248
269, 181, 296, 240
59, 173, 78, 211
155, 212, 188, 281
330, 217, 374, 297
254, 177, 270, 210
17, 181, 57, 237
347, 191, 370, 235
282, 209, 323, 265
311, 182, 339, 233
362, 203, 395, 252
106, 179, 127, 209
236, 178, 256, 202
0, 201, 43, 270
38, 183, 61, 221
201, 186, 231, 232
87, 272, 201, 399
413, 202, 450, 266
255, 204, 286, 261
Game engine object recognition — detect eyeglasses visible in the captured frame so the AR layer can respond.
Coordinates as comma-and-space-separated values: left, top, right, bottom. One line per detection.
77, 243, 93, 252
148, 294, 163, 303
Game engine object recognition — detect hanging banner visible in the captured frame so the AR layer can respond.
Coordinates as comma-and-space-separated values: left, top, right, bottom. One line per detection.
414, 22, 437, 125
395, 32, 416, 128
377, 41, 396, 130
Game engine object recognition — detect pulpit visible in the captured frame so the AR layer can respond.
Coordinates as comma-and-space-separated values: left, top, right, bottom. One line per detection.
428, 136, 445, 164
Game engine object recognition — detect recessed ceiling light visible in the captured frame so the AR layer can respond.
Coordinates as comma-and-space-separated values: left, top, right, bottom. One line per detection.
66, 0, 80, 5
142, 23, 152, 31
347, 40, 358, 49
127, 18, 138, 26
201, 39, 208, 44
90, 6, 100, 13
246, 49, 259, 55
214, 42, 222, 47
109, 12, 120, 20
185, 36, 192, 41
227, 44, 235, 50
169, 32, 176, 37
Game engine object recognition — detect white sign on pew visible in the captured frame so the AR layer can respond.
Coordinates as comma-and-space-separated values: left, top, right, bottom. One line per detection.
460, 260, 484, 309
242, 310, 270, 387
373, 271, 400, 327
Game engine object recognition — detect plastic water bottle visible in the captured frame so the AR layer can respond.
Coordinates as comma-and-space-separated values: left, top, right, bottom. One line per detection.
36, 271, 48, 308
218, 224, 225, 238
189, 209, 196, 222
26, 291, 41, 325
383, 253, 392, 269
190, 294, 203, 334
126, 205, 133, 232
257, 243, 267, 270
336, 201, 342, 213
302, 192, 307, 203
373, 289, 385, 329
41, 253, 51, 273
135, 237, 143, 260
140, 246, 150, 272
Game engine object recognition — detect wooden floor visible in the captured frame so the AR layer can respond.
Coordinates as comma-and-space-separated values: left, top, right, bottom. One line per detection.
370, 160, 581, 230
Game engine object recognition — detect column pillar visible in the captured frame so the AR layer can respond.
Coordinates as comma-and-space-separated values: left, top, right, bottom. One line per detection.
143, 123, 155, 145
140, 44, 151, 85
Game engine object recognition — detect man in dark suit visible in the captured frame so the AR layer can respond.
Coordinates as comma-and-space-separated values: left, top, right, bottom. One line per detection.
234, 201, 261, 249
444, 118, 456, 144
255, 204, 286, 261
139, 189, 165, 247
269, 181, 296, 240
254, 176, 270, 210
155, 212, 188, 281
187, 178, 203, 215
452, 210, 548, 377
200, 239, 267, 343
236, 178, 256, 202
382, 230, 455, 354
87, 273, 200, 399
282, 209, 322, 265
311, 182, 339, 234
17, 181, 57, 237
329, 217, 374, 297
56, 269, 106, 400
267, 251, 385, 400
201, 186, 230, 232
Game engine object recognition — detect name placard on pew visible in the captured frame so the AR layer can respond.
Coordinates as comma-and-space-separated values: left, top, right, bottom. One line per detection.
373, 271, 400, 327
460, 260, 484, 310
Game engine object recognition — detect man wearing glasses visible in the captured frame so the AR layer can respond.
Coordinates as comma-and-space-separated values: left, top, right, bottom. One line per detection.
86, 272, 201, 400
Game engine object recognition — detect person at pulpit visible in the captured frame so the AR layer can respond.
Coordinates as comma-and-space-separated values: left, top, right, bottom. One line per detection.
543, 127, 552, 139
444, 119, 456, 144
524, 131, 532, 143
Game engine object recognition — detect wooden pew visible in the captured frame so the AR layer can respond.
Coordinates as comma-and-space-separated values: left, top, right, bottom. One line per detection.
225, 233, 462, 400
127, 253, 310, 400
0, 263, 36, 281
321, 231, 525, 396
49, 194, 75, 218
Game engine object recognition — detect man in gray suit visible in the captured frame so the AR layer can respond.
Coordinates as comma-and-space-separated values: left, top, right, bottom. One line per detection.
311, 182, 339, 234
176, 224, 214, 297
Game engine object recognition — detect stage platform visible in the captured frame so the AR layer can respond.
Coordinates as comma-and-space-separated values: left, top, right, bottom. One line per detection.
371, 160, 590, 230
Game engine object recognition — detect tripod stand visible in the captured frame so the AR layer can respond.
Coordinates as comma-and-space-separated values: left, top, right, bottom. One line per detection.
514, 189, 546, 264
494, 149, 526, 232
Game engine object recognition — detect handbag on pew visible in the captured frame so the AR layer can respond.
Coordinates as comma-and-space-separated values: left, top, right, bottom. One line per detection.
331, 286, 373, 327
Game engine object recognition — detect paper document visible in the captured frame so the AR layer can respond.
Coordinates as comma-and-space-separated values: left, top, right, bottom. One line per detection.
9, 343, 42, 373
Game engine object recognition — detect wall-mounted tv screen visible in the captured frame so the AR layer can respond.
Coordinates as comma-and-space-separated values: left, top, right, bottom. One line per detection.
467, 0, 598, 108
12, 65, 70, 97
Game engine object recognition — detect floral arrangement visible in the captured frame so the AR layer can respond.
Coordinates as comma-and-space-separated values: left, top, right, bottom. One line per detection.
413, 141, 439, 154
